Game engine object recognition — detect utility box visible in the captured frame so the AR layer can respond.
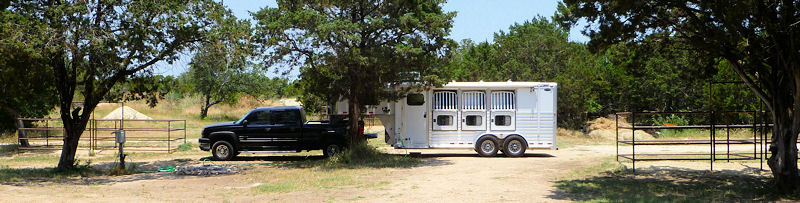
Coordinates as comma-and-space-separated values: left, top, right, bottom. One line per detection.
113, 130, 126, 144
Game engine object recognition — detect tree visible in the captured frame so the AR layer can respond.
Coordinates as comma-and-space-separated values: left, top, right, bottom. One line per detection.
445, 17, 604, 128
6, 0, 225, 171
559, 0, 800, 191
187, 11, 261, 119
253, 0, 455, 145
0, 9, 58, 146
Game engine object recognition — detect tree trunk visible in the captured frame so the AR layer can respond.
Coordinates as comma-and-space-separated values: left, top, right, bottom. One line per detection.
200, 95, 211, 119
56, 105, 93, 171
5, 107, 30, 147
56, 120, 88, 171
199, 95, 222, 119
767, 97, 800, 192
348, 96, 365, 146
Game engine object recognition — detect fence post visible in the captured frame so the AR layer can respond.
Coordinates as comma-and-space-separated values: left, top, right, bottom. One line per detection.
631, 112, 636, 174
167, 120, 171, 153
710, 110, 715, 171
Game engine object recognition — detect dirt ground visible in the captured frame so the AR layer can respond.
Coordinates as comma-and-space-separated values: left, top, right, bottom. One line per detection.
0, 142, 773, 202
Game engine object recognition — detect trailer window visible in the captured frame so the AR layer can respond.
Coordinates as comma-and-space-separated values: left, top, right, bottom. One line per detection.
407, 93, 424, 106
462, 91, 485, 110
465, 115, 482, 126
491, 91, 515, 110
494, 115, 511, 126
436, 115, 452, 126
433, 91, 458, 110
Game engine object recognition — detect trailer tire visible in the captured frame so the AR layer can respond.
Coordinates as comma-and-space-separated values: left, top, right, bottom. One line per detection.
502, 136, 526, 157
211, 140, 235, 161
475, 136, 499, 157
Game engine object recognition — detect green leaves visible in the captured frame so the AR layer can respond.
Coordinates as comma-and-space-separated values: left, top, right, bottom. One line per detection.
253, 0, 455, 106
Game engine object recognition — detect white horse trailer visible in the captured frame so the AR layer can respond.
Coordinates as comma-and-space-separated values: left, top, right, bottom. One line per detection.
334, 81, 557, 157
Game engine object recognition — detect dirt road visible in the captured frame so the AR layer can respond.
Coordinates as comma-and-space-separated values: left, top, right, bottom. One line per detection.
0, 146, 612, 202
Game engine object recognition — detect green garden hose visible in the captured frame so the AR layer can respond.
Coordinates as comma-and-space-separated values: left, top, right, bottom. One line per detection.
157, 166, 175, 172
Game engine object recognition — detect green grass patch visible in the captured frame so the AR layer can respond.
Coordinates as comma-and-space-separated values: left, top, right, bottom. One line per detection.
251, 168, 368, 194
177, 142, 195, 151
0, 144, 18, 156
559, 158, 625, 180
553, 160, 798, 202
0, 160, 101, 183
317, 144, 418, 169
255, 182, 297, 193
655, 129, 764, 139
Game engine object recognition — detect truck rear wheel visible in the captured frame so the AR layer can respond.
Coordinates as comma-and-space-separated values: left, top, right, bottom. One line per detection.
475, 136, 499, 157
502, 136, 526, 157
323, 143, 342, 158
212, 140, 235, 161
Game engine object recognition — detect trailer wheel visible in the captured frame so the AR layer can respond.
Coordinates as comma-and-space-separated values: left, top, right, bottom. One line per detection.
211, 140, 235, 161
475, 136, 499, 157
502, 136, 527, 157
323, 143, 342, 158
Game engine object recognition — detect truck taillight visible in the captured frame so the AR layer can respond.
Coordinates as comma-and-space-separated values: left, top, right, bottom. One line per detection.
359, 124, 364, 137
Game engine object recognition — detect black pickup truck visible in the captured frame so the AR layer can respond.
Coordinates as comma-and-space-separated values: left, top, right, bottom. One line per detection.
199, 106, 359, 160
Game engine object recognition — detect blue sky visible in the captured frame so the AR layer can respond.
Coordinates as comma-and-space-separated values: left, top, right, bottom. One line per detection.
154, 0, 589, 77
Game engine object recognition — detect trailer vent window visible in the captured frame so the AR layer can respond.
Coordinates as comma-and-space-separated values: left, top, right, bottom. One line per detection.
433, 91, 457, 110
436, 115, 452, 126
465, 115, 482, 126
407, 93, 425, 106
495, 115, 511, 126
462, 91, 485, 110
491, 91, 515, 110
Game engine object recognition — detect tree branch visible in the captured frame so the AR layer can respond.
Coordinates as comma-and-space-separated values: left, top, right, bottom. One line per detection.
727, 57, 774, 113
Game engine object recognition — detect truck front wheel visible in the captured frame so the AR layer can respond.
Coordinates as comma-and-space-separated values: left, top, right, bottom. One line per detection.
323, 143, 342, 158
212, 140, 235, 161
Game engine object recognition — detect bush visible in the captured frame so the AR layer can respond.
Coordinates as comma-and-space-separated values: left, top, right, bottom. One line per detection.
177, 142, 195, 151
652, 114, 690, 137
320, 143, 418, 169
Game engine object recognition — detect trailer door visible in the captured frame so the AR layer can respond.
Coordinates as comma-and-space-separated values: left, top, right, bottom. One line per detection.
402, 93, 428, 147
490, 91, 516, 131
461, 91, 486, 131
432, 91, 458, 131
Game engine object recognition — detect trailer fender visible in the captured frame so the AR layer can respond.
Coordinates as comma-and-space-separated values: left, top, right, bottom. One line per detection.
473, 134, 498, 144
504, 134, 528, 147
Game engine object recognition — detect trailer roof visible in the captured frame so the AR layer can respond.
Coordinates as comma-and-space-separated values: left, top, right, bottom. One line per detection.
441, 81, 557, 88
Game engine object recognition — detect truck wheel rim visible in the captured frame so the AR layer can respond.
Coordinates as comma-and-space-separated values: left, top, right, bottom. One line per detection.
327, 145, 340, 155
481, 140, 495, 153
216, 145, 229, 157
508, 140, 522, 154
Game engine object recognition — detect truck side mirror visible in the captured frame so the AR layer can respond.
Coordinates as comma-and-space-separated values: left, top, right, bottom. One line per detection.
242, 120, 249, 127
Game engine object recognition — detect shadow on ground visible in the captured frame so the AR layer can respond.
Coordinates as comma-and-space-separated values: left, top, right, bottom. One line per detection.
409, 152, 554, 158
0, 152, 453, 186
549, 166, 799, 201
0, 159, 204, 186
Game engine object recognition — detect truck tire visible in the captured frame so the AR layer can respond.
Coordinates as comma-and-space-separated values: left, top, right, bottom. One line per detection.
502, 136, 527, 157
475, 136, 499, 157
323, 143, 342, 158
211, 140, 235, 161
